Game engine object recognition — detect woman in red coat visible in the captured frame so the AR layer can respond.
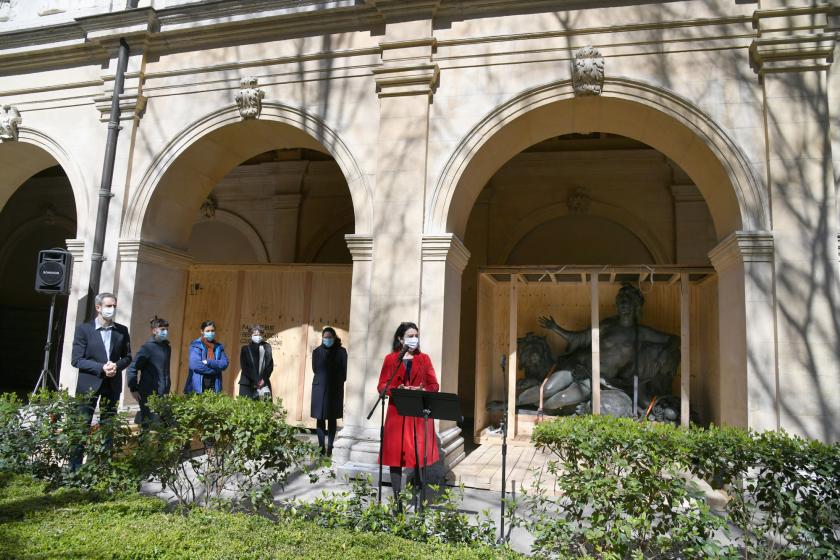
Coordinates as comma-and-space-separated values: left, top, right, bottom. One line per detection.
377, 322, 440, 502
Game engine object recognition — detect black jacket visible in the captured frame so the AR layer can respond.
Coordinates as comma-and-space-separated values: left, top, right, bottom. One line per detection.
310, 344, 347, 419
126, 337, 171, 398
239, 342, 274, 390
71, 319, 132, 398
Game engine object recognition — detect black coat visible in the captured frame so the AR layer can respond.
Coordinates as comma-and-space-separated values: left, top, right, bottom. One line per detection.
126, 337, 171, 398
310, 345, 347, 419
71, 320, 132, 399
239, 342, 274, 390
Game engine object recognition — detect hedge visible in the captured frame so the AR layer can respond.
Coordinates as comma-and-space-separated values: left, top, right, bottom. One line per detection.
0, 474, 521, 560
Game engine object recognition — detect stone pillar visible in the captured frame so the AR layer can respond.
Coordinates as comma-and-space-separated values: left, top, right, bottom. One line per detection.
670, 184, 716, 265
58, 238, 88, 392
419, 233, 470, 469
335, 15, 439, 472
708, 231, 777, 431
751, 3, 840, 441
115, 239, 192, 408
332, 234, 376, 465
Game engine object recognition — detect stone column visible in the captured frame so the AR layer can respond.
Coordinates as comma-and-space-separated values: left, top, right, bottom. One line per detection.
751, 3, 840, 440
670, 184, 716, 265
419, 233, 470, 469
332, 235, 376, 465
335, 15, 439, 472
708, 231, 777, 431
115, 239, 192, 409
58, 238, 88, 392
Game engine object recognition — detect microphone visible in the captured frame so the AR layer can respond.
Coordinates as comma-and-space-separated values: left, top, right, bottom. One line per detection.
397, 344, 409, 362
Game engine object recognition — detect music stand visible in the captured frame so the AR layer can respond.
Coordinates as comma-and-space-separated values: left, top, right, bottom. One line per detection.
391, 389, 461, 513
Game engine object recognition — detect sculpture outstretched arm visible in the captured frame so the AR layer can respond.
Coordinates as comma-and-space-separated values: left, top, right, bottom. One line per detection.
538, 315, 591, 352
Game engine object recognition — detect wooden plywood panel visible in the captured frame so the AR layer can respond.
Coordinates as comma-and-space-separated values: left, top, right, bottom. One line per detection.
178, 269, 240, 394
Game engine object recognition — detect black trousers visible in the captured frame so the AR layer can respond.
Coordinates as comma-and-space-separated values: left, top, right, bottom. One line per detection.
70, 381, 120, 471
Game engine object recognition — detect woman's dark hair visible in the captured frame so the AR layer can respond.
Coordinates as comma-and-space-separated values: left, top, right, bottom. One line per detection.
200, 320, 216, 331
322, 326, 342, 347
250, 324, 265, 335
391, 322, 419, 352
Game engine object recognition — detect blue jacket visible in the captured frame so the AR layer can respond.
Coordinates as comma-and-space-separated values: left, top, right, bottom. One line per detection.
184, 338, 229, 394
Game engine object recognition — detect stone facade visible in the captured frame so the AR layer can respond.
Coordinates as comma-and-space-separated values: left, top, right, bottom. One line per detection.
0, 1, 838, 464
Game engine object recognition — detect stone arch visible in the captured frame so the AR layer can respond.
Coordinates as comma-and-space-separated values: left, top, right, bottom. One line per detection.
497, 201, 670, 265
300, 217, 354, 263
193, 209, 270, 263
123, 103, 372, 246
0, 127, 88, 238
428, 78, 766, 240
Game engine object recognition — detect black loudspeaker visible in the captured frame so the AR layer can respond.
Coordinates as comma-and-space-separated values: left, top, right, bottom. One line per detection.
35, 248, 72, 295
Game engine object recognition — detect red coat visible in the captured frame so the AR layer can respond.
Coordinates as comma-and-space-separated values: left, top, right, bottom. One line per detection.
377, 351, 440, 468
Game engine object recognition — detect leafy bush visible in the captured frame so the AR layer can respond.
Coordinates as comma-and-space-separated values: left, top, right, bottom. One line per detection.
527, 415, 732, 559
528, 416, 840, 559
0, 473, 520, 560
137, 392, 323, 510
284, 475, 504, 547
0, 390, 134, 492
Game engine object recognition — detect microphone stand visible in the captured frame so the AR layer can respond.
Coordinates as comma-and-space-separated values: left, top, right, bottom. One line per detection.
366, 347, 407, 505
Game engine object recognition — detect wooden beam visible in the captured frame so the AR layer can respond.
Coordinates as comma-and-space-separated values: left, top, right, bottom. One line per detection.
669, 273, 680, 285
549, 273, 558, 284
508, 278, 518, 436
609, 272, 616, 284
680, 272, 690, 428
580, 272, 587, 284
517, 273, 529, 284
590, 268, 601, 415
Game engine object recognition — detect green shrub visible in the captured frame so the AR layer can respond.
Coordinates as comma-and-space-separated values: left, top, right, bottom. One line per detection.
528, 416, 840, 559
137, 392, 323, 510
527, 416, 732, 559
284, 475, 504, 547
0, 390, 135, 492
0, 473, 520, 560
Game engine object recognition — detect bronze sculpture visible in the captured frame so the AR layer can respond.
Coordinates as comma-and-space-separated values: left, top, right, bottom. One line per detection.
516, 283, 680, 418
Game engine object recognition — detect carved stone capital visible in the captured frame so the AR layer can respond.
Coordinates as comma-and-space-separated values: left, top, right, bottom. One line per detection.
372, 63, 439, 98
572, 46, 604, 96
708, 231, 774, 271
65, 238, 85, 262
118, 239, 192, 269
235, 77, 265, 119
0, 104, 22, 142
750, 5, 836, 74
421, 233, 470, 273
345, 234, 373, 262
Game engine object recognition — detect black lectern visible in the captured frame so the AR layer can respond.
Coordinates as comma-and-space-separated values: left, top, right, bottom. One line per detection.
391, 388, 461, 512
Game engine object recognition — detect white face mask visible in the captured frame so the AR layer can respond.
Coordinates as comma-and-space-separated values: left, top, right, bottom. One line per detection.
100, 305, 116, 320
251, 335, 262, 344
404, 336, 419, 350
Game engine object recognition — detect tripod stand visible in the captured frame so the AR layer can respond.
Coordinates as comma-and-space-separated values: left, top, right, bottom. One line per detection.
32, 293, 59, 395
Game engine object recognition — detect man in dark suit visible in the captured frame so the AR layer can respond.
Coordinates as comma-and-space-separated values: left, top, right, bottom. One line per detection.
126, 316, 171, 430
70, 292, 132, 469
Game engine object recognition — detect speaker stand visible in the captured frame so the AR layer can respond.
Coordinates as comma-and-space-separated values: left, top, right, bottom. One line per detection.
32, 293, 59, 395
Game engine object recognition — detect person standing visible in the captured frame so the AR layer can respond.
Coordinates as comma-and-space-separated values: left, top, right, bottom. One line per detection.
126, 316, 172, 429
310, 327, 347, 456
70, 292, 132, 470
184, 320, 228, 394
376, 322, 439, 501
239, 325, 273, 399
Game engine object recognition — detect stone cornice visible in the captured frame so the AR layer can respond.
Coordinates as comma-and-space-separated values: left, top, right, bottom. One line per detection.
373, 63, 439, 98
421, 233, 470, 273
93, 92, 146, 123
708, 231, 774, 271
65, 238, 85, 261
345, 234, 373, 262
117, 239, 192, 269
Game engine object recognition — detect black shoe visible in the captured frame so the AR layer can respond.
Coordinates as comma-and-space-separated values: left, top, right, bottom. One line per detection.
319, 445, 326, 456
326, 446, 333, 457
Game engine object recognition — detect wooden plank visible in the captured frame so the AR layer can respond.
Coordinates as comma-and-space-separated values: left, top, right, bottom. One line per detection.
609, 271, 616, 284
680, 272, 690, 428
228, 270, 246, 396
590, 269, 601, 415
296, 271, 314, 424
669, 273, 680, 285
508, 276, 517, 438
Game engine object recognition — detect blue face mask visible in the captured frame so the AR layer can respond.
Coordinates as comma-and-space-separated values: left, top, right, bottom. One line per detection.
157, 329, 168, 340
323, 337, 334, 348
203, 331, 215, 342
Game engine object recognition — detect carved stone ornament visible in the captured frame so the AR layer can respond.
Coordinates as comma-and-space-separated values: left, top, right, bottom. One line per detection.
0, 0, 15, 23
234, 77, 265, 119
571, 46, 604, 96
200, 195, 217, 219
0, 104, 22, 142
566, 187, 591, 213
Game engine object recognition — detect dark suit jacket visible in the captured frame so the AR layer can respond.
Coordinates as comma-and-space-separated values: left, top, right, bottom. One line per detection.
71, 320, 132, 398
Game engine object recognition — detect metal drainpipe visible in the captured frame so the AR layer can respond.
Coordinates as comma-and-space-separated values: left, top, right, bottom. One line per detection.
86, 37, 130, 320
